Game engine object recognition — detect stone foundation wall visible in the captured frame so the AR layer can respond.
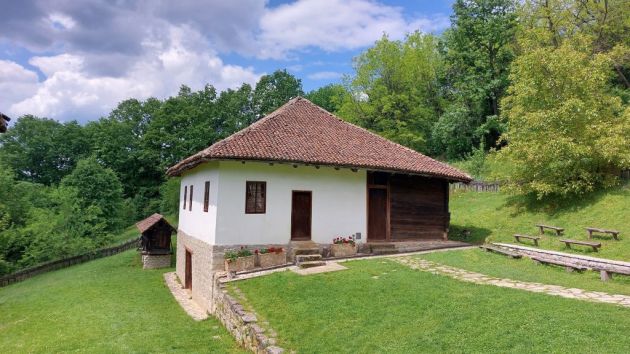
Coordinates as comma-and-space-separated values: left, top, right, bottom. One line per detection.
212, 273, 284, 354
142, 254, 171, 269
176, 231, 215, 312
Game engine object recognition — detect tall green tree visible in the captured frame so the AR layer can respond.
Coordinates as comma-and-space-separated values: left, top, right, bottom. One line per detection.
60, 157, 125, 231
142, 85, 221, 172
305, 84, 349, 113
437, 0, 517, 158
86, 98, 163, 198
253, 69, 304, 116
0, 116, 91, 185
214, 83, 256, 136
497, 39, 630, 198
340, 32, 444, 152
519, 0, 630, 91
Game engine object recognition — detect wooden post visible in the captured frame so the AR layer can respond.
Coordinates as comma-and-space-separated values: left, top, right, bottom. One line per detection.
600, 270, 612, 281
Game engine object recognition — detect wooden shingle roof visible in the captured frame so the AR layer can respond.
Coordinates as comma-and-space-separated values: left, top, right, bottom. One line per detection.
136, 213, 173, 234
167, 97, 472, 182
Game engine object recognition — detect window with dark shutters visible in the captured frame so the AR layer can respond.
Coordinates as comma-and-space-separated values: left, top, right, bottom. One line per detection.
245, 181, 266, 214
189, 185, 193, 211
204, 181, 210, 212
183, 185, 187, 210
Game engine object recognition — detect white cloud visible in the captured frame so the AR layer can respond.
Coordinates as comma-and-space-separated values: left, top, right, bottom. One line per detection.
307, 71, 342, 80
257, 0, 450, 59
7, 25, 261, 122
30, 53, 84, 76
47, 12, 77, 30
0, 60, 39, 115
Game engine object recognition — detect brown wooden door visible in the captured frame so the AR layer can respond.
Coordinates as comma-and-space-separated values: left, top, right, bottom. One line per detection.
291, 191, 312, 240
368, 188, 388, 241
185, 250, 192, 290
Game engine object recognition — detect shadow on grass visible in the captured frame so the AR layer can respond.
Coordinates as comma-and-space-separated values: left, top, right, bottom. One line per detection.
502, 183, 629, 217
449, 224, 492, 244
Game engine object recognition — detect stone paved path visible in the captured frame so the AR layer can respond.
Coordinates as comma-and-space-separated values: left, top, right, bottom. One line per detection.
164, 272, 208, 321
393, 257, 630, 308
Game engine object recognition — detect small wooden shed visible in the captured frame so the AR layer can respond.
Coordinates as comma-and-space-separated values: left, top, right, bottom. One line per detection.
0, 113, 10, 133
136, 213, 175, 269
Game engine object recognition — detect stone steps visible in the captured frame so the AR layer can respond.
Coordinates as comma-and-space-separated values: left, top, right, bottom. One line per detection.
370, 243, 398, 255
293, 247, 320, 255
295, 254, 322, 263
295, 252, 326, 269
298, 260, 327, 269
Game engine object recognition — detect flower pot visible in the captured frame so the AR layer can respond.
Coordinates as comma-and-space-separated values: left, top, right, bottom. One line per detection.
331, 243, 357, 257
258, 251, 287, 268
225, 255, 256, 272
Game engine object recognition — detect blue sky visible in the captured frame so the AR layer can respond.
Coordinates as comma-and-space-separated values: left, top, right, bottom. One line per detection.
0, 0, 454, 123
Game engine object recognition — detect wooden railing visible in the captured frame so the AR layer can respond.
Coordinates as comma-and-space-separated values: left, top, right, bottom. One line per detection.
0, 237, 140, 287
450, 180, 500, 192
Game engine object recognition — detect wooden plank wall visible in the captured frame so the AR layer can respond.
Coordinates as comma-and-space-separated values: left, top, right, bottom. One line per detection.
389, 175, 449, 240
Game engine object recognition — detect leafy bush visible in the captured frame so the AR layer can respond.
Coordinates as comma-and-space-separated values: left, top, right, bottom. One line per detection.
497, 39, 630, 198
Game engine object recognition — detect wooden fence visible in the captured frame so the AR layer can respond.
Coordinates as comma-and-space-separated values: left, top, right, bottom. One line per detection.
0, 237, 140, 287
450, 180, 500, 193
622, 170, 630, 180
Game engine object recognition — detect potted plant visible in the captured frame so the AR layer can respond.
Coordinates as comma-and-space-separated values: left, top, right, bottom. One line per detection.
224, 247, 255, 272
330, 236, 357, 257
256, 247, 286, 268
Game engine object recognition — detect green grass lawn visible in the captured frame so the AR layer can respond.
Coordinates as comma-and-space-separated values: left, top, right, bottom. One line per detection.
0, 250, 243, 354
448, 185, 630, 261
232, 258, 630, 353
420, 249, 630, 295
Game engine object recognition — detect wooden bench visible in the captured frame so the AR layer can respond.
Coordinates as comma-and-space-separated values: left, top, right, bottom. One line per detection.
585, 227, 620, 240
531, 256, 588, 273
594, 268, 630, 281
560, 239, 601, 252
479, 245, 522, 259
513, 234, 541, 246
536, 224, 564, 235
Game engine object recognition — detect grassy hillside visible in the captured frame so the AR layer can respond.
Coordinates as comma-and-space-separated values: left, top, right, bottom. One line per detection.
0, 249, 243, 353
449, 185, 630, 261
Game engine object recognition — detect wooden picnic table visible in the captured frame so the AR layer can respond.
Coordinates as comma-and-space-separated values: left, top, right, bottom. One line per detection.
585, 227, 620, 240
560, 239, 601, 252
536, 224, 564, 235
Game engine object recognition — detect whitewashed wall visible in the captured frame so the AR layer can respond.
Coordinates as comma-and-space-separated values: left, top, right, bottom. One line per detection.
177, 162, 219, 244
214, 161, 367, 246
178, 160, 368, 246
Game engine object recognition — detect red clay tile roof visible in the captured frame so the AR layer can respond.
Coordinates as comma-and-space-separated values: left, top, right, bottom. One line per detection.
136, 213, 172, 234
167, 97, 472, 182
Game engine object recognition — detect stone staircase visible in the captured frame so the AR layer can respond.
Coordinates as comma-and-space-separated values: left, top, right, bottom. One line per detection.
290, 241, 326, 269
369, 243, 397, 255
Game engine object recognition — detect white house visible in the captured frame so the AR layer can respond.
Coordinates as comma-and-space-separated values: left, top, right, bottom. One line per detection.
166, 97, 471, 311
